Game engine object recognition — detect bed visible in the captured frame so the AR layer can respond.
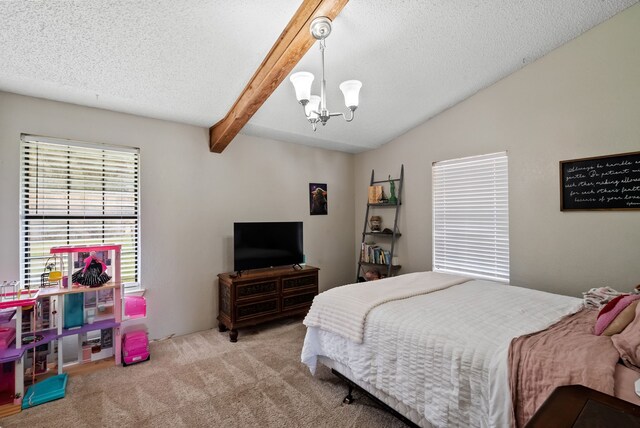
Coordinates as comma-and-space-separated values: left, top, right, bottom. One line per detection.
301, 271, 640, 427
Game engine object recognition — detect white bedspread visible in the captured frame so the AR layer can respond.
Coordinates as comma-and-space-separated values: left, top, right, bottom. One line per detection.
301, 279, 583, 428
303, 271, 470, 343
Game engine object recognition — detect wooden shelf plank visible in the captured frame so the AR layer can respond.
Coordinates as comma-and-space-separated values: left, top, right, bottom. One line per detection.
359, 262, 401, 270
371, 178, 401, 184
363, 232, 402, 237
0, 402, 22, 418
367, 203, 401, 207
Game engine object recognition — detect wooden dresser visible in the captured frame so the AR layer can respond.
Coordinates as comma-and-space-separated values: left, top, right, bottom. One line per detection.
526, 385, 640, 428
217, 265, 319, 342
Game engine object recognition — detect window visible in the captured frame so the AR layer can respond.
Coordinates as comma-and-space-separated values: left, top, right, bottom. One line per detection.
20, 135, 140, 291
432, 152, 509, 282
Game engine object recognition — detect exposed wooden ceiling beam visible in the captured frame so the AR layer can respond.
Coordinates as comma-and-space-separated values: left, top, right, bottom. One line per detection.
209, 0, 349, 153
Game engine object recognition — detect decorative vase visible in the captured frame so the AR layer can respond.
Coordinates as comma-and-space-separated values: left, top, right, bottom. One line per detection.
388, 175, 397, 205
369, 215, 382, 232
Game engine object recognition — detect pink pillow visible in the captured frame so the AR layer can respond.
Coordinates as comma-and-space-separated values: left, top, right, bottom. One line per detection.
611, 303, 640, 372
594, 294, 640, 336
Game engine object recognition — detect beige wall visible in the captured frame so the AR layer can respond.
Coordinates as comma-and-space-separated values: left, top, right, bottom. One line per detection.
1, 5, 638, 341
355, 4, 640, 297
0, 92, 355, 339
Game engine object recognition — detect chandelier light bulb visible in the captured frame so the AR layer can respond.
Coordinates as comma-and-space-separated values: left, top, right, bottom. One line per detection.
289, 16, 361, 131
290, 71, 314, 103
339, 80, 362, 110
305, 95, 321, 119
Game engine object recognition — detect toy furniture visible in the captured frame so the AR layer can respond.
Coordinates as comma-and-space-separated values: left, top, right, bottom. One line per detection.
0, 328, 16, 350
0, 244, 128, 415
122, 329, 149, 366
124, 295, 146, 319
63, 294, 84, 329
22, 373, 67, 410
0, 282, 39, 311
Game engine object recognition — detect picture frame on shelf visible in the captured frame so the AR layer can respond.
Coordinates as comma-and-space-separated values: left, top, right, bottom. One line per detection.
97, 289, 113, 306
84, 292, 97, 308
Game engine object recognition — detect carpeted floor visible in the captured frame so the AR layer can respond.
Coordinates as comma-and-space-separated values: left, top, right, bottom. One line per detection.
3, 318, 407, 427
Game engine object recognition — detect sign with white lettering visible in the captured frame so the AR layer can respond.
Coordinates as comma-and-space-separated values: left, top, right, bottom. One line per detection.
560, 152, 640, 210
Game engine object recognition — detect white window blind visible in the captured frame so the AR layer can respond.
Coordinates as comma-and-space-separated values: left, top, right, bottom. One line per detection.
20, 136, 140, 291
432, 152, 509, 282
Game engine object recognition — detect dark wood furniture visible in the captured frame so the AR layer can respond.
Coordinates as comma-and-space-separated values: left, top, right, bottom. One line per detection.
526, 384, 640, 428
217, 265, 319, 342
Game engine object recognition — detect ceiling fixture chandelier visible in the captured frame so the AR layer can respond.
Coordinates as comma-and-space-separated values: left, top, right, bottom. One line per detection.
289, 16, 362, 131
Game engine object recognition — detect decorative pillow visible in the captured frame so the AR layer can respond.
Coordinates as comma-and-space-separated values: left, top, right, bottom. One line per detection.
594, 294, 640, 336
611, 303, 640, 372
603, 301, 639, 336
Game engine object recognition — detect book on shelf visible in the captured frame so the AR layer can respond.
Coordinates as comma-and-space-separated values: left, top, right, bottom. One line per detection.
368, 185, 383, 204
360, 243, 392, 265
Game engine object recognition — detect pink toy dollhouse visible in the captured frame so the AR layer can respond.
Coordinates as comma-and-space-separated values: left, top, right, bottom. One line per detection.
0, 244, 134, 415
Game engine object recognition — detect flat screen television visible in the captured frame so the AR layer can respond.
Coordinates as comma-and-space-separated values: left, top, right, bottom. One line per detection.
233, 221, 304, 272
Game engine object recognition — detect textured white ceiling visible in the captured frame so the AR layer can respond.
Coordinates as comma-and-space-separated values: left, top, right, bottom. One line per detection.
0, 1, 637, 153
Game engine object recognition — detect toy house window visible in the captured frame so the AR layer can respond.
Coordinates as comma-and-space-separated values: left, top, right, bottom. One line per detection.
432, 151, 509, 282
19, 135, 141, 292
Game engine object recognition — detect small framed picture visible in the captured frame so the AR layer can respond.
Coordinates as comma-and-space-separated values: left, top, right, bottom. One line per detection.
309, 183, 328, 215
84, 291, 97, 308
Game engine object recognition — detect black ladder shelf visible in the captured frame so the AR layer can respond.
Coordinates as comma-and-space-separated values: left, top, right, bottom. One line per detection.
357, 165, 404, 281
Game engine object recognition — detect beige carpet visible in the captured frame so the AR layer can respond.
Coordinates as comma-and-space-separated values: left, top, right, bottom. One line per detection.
3, 319, 407, 427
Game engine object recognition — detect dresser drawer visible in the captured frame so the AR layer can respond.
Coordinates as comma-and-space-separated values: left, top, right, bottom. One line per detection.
236, 298, 279, 321
282, 291, 316, 310
217, 266, 319, 342
282, 273, 317, 292
236, 279, 278, 300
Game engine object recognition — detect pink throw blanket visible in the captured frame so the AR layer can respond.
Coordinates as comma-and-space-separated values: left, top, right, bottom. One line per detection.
508, 308, 620, 427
